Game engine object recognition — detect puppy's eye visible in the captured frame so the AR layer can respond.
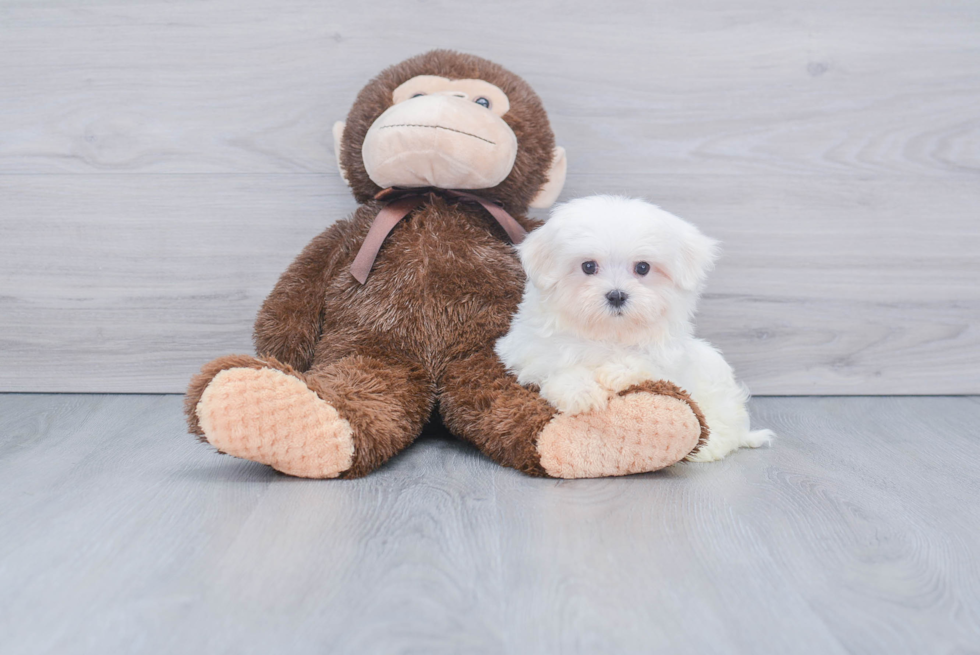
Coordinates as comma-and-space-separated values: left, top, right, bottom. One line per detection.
412, 93, 426, 98
475, 97, 491, 108
634, 262, 651, 276
581, 260, 598, 275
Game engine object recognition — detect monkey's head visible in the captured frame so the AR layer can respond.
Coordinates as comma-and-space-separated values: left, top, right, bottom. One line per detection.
333, 50, 566, 214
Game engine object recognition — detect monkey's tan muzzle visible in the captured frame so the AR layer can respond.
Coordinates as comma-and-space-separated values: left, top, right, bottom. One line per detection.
361, 94, 518, 190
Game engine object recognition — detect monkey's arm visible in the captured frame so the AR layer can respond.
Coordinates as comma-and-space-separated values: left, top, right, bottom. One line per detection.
253, 219, 354, 371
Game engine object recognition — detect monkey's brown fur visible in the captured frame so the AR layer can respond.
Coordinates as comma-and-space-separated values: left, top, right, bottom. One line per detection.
185, 50, 706, 478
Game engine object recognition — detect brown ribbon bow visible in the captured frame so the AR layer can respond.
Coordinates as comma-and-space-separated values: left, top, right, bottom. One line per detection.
350, 188, 528, 284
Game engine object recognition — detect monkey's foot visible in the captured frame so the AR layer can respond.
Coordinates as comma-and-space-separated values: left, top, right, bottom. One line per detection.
535, 381, 706, 479
196, 367, 354, 478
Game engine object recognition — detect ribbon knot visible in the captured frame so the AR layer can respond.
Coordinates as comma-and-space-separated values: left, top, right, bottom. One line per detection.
349, 188, 528, 284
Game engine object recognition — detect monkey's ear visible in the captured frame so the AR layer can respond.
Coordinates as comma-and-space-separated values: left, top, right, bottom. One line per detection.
529, 147, 567, 209
332, 121, 350, 186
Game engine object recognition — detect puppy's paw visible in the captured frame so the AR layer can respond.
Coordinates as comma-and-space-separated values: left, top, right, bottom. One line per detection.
594, 362, 652, 394
555, 388, 609, 415
541, 377, 610, 416
687, 428, 775, 463
743, 429, 775, 448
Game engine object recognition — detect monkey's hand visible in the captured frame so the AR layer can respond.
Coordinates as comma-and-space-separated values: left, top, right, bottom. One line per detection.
253, 223, 349, 371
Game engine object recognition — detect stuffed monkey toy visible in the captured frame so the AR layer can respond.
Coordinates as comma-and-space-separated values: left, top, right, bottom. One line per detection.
185, 50, 708, 479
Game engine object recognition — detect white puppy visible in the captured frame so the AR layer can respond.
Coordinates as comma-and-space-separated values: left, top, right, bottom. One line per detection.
496, 195, 773, 462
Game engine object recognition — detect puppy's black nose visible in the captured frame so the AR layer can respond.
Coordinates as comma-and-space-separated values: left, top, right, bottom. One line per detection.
606, 289, 629, 308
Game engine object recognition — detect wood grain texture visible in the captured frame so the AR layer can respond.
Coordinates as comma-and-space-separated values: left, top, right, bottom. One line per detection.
1, 394, 979, 654
0, 0, 978, 393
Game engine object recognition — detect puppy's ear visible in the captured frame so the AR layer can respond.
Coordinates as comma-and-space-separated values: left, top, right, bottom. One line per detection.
518, 226, 561, 291
673, 228, 719, 290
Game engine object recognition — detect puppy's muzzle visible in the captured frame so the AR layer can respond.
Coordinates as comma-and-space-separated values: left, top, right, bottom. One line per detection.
605, 289, 629, 309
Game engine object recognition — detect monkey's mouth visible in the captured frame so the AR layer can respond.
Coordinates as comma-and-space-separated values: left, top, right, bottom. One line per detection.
379, 123, 496, 145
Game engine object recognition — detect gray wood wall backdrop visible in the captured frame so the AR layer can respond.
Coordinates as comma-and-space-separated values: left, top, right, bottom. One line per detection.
1, 0, 978, 394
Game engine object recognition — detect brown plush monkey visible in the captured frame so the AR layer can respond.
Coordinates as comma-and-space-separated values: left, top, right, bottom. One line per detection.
185, 50, 707, 479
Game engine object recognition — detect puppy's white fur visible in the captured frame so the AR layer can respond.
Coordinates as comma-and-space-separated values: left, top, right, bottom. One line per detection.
496, 195, 773, 462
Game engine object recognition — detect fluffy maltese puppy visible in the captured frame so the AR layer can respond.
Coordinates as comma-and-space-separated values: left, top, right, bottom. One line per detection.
496, 195, 773, 462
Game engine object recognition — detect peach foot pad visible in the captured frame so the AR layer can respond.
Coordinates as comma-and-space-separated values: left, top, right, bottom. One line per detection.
536, 392, 701, 479
196, 367, 354, 478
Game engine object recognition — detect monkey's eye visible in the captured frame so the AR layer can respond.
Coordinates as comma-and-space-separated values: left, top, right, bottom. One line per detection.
634, 262, 651, 276
412, 93, 425, 98
474, 97, 491, 109
582, 261, 598, 275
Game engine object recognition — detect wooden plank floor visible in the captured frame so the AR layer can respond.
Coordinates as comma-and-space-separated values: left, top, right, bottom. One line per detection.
1, 395, 979, 654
